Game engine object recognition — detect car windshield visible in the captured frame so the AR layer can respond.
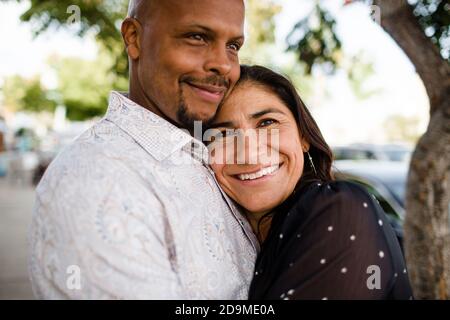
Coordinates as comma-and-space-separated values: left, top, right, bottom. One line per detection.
383, 150, 411, 162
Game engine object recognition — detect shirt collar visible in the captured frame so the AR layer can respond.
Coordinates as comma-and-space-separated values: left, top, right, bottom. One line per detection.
105, 91, 209, 163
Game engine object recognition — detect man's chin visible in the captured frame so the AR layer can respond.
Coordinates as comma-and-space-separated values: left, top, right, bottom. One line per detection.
177, 107, 216, 132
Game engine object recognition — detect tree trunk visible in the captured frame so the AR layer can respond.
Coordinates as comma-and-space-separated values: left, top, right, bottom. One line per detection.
372, 0, 450, 299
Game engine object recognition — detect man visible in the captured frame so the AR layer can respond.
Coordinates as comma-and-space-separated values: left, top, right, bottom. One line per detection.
28, 0, 259, 299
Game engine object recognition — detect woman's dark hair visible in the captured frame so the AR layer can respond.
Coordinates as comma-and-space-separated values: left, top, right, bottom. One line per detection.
237, 65, 334, 239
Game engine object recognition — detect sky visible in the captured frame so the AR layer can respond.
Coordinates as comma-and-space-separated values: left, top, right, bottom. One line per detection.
0, 0, 430, 145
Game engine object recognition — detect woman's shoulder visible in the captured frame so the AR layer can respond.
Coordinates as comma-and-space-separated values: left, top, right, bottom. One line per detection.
293, 180, 374, 210
283, 180, 379, 232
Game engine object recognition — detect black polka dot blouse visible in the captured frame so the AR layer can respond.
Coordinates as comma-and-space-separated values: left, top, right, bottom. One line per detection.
248, 180, 414, 300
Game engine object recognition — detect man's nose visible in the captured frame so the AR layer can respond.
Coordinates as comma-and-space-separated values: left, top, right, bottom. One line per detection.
204, 44, 233, 76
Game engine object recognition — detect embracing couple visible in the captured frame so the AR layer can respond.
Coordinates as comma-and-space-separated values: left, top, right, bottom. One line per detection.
28, 0, 413, 300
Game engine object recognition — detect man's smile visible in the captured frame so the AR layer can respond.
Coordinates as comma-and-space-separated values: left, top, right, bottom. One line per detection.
185, 81, 227, 103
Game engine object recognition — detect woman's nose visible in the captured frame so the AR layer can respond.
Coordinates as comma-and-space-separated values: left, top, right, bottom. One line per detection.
235, 129, 279, 165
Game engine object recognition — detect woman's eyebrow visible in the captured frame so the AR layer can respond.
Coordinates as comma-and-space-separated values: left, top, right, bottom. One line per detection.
250, 108, 286, 119
209, 120, 235, 128
210, 108, 286, 128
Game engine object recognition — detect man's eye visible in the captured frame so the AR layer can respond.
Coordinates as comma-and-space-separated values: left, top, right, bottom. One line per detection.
259, 119, 276, 127
188, 34, 206, 42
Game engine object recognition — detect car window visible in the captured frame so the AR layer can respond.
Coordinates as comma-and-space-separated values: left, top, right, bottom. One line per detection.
347, 179, 401, 221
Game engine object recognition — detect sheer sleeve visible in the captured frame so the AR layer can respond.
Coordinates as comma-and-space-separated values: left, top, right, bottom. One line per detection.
249, 181, 413, 300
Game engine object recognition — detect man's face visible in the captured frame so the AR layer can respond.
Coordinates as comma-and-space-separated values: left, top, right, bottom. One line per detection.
133, 0, 245, 129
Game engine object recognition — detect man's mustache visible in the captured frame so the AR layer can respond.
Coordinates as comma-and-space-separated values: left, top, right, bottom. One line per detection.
180, 75, 230, 89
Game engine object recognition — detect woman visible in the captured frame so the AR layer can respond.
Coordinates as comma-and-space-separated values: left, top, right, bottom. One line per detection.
207, 65, 413, 300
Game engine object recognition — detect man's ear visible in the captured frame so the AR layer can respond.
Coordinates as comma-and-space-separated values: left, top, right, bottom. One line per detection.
121, 18, 141, 60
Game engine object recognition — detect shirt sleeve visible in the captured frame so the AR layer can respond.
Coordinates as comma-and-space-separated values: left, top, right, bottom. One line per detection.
252, 181, 407, 300
29, 154, 185, 299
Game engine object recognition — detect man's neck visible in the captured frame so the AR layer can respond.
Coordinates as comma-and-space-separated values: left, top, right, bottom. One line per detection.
128, 83, 184, 130
129, 84, 163, 118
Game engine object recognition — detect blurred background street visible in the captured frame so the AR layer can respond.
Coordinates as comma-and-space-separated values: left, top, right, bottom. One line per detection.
0, 177, 35, 299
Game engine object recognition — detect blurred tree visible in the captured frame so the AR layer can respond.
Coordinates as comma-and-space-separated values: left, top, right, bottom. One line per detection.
287, 2, 343, 74
285, 2, 378, 99
1, 75, 56, 113
372, 0, 449, 300
5, 0, 129, 78
240, 0, 315, 100
289, 0, 449, 299
345, 53, 380, 100
49, 50, 123, 121
1, 0, 129, 119
383, 115, 422, 144
242, 0, 282, 53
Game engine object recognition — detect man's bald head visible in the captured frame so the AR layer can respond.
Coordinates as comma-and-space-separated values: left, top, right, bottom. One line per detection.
127, 0, 154, 19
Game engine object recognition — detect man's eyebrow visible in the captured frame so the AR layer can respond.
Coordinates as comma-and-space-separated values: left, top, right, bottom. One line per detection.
250, 108, 287, 119
184, 24, 215, 33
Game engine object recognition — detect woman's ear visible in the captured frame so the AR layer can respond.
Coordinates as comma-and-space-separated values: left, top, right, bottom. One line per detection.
301, 137, 311, 153
121, 18, 142, 60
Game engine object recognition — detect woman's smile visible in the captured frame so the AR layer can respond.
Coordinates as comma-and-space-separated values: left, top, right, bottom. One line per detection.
231, 162, 283, 183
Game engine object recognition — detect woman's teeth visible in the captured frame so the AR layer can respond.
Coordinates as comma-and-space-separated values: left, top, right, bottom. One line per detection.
237, 164, 280, 181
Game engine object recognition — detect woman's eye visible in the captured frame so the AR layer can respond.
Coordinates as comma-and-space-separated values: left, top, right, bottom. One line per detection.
210, 130, 228, 142
259, 119, 276, 127
228, 43, 241, 52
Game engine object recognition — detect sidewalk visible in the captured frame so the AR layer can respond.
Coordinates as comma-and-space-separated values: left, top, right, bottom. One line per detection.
0, 177, 35, 299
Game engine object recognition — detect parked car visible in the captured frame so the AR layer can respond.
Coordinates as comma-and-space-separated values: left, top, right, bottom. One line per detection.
333, 160, 408, 251
333, 144, 412, 162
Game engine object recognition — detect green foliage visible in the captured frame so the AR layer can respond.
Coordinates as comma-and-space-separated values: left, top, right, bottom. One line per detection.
1, 75, 56, 113
287, 3, 342, 74
6, 0, 130, 77
50, 48, 127, 121
346, 53, 381, 100
383, 114, 422, 143
409, 0, 450, 59
239, 0, 315, 99
243, 0, 282, 52
1, 0, 129, 119
286, 0, 449, 75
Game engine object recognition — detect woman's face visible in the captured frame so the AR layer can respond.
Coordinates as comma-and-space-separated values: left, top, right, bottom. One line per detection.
208, 82, 309, 216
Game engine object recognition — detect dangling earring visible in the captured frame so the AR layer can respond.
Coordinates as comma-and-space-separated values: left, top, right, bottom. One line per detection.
307, 151, 317, 176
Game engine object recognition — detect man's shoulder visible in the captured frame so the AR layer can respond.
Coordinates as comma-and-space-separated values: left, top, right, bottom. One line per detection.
36, 119, 151, 196
51, 119, 142, 169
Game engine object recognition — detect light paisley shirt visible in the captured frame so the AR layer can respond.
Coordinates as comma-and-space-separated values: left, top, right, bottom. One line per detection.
28, 91, 259, 300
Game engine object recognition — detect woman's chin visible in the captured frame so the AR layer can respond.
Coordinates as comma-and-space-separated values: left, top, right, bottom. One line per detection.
242, 201, 281, 216
238, 190, 294, 216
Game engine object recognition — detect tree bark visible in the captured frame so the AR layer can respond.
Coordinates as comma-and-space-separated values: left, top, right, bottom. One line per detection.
372, 0, 450, 299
